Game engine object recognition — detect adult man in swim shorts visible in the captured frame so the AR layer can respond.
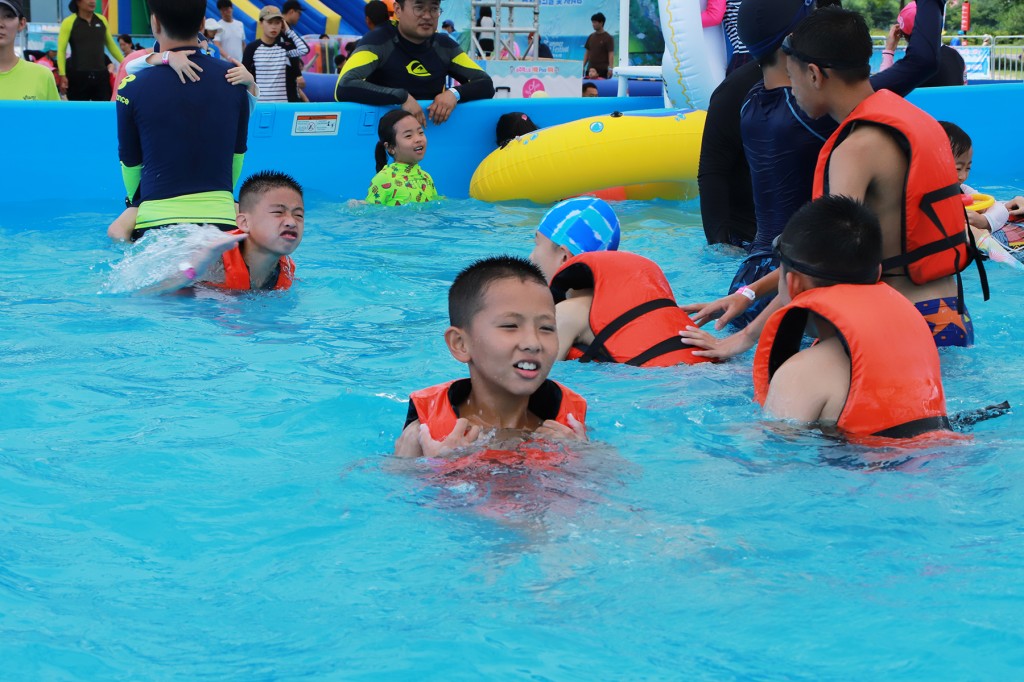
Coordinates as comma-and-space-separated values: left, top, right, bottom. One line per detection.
335, 0, 494, 125
530, 198, 710, 367
115, 0, 250, 241
755, 195, 950, 439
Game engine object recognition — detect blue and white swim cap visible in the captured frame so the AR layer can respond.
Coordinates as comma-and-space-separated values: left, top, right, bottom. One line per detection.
537, 197, 620, 255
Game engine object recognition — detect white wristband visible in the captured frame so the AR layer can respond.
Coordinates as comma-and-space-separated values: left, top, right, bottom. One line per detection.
447, 87, 461, 102
736, 286, 756, 301
161, 51, 170, 65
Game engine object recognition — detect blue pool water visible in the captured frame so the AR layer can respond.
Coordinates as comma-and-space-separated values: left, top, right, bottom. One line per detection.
3, 197, 1024, 679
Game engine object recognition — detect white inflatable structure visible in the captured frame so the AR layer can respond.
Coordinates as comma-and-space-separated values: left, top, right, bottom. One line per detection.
660, 0, 726, 110
614, 0, 726, 110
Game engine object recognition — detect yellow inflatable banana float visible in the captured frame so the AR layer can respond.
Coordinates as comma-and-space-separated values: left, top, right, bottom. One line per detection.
470, 109, 706, 204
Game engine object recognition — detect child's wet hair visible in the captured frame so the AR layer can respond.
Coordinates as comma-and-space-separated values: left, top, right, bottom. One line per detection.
375, 109, 418, 172
238, 171, 304, 212
939, 120, 972, 159
449, 256, 549, 328
777, 195, 881, 286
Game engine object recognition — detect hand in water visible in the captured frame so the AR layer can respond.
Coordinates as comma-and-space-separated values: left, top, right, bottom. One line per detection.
417, 418, 483, 457
534, 413, 587, 441
681, 292, 753, 330
678, 325, 755, 360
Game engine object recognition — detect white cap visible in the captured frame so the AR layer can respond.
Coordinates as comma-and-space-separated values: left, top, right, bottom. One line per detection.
204, 18, 221, 32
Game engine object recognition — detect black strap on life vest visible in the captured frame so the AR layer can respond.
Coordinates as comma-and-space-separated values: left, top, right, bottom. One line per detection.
873, 415, 952, 439
578, 298, 676, 363
626, 335, 698, 367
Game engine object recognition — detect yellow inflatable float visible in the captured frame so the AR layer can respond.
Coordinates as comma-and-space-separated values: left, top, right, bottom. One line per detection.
964, 193, 995, 212
470, 109, 706, 203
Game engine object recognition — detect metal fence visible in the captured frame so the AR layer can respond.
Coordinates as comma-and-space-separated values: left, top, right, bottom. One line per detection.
873, 34, 1024, 81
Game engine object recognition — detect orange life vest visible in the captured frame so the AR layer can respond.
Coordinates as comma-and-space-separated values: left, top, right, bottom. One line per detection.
207, 231, 295, 291
753, 283, 949, 439
407, 378, 587, 442
812, 89, 971, 285
549, 251, 711, 367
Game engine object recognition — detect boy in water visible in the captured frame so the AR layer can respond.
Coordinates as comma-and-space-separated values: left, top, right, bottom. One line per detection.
395, 256, 588, 458
529, 198, 710, 367
755, 196, 949, 438
146, 171, 304, 293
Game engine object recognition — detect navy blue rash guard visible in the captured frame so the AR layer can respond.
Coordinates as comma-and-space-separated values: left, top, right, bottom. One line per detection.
740, 83, 837, 255
116, 49, 249, 211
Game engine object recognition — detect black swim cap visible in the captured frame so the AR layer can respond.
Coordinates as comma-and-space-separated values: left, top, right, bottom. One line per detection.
738, 0, 815, 59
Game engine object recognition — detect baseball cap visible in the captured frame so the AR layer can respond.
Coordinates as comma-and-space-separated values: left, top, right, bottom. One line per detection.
259, 5, 283, 21
0, 0, 25, 18
897, 2, 917, 36
538, 197, 620, 255
737, 0, 814, 59
43, 40, 57, 51
204, 18, 221, 32
442, 19, 454, 29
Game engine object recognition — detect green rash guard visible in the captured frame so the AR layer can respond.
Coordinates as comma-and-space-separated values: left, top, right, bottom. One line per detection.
366, 163, 439, 206
57, 12, 123, 75
336, 22, 493, 105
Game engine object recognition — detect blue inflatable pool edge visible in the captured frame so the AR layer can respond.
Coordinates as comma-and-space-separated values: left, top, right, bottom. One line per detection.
2, 83, 1021, 205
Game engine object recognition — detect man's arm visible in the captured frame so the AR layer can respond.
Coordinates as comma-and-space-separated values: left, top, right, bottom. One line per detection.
869, 0, 941, 96
445, 50, 494, 102
116, 86, 142, 204
283, 29, 309, 58
334, 44, 407, 105
56, 16, 71, 82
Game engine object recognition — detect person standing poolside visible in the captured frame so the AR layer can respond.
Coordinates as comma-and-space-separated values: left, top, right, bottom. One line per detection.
0, 0, 60, 101
242, 5, 309, 103
336, 0, 494, 126
530, 198, 711, 367
583, 12, 613, 79
755, 195, 951, 440
57, 0, 124, 101
216, 0, 247, 63
114, 0, 250, 241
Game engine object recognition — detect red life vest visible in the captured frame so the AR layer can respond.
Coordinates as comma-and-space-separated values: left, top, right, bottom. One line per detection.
207, 231, 295, 291
753, 283, 949, 439
407, 378, 587, 442
812, 89, 970, 285
549, 251, 711, 367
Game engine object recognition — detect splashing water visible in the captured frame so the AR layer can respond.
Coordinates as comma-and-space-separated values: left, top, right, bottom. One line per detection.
102, 224, 234, 294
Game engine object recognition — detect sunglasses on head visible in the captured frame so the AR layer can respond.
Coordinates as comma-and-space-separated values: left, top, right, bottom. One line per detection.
780, 34, 865, 77
772, 235, 880, 284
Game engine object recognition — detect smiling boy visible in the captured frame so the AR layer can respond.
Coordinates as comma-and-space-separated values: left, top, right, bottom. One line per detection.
395, 256, 588, 458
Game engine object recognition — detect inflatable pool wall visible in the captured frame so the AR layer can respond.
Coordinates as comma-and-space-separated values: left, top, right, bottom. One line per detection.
1, 84, 1020, 206
1, 97, 661, 205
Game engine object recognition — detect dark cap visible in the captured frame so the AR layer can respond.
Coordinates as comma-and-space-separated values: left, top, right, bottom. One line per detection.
442, 19, 454, 28
0, 0, 25, 18
738, 0, 814, 59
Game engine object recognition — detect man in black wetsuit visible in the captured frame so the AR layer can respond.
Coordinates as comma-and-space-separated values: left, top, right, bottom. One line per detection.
335, 0, 494, 125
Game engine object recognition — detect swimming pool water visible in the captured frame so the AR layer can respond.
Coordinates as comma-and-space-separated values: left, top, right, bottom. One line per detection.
2, 197, 1024, 680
